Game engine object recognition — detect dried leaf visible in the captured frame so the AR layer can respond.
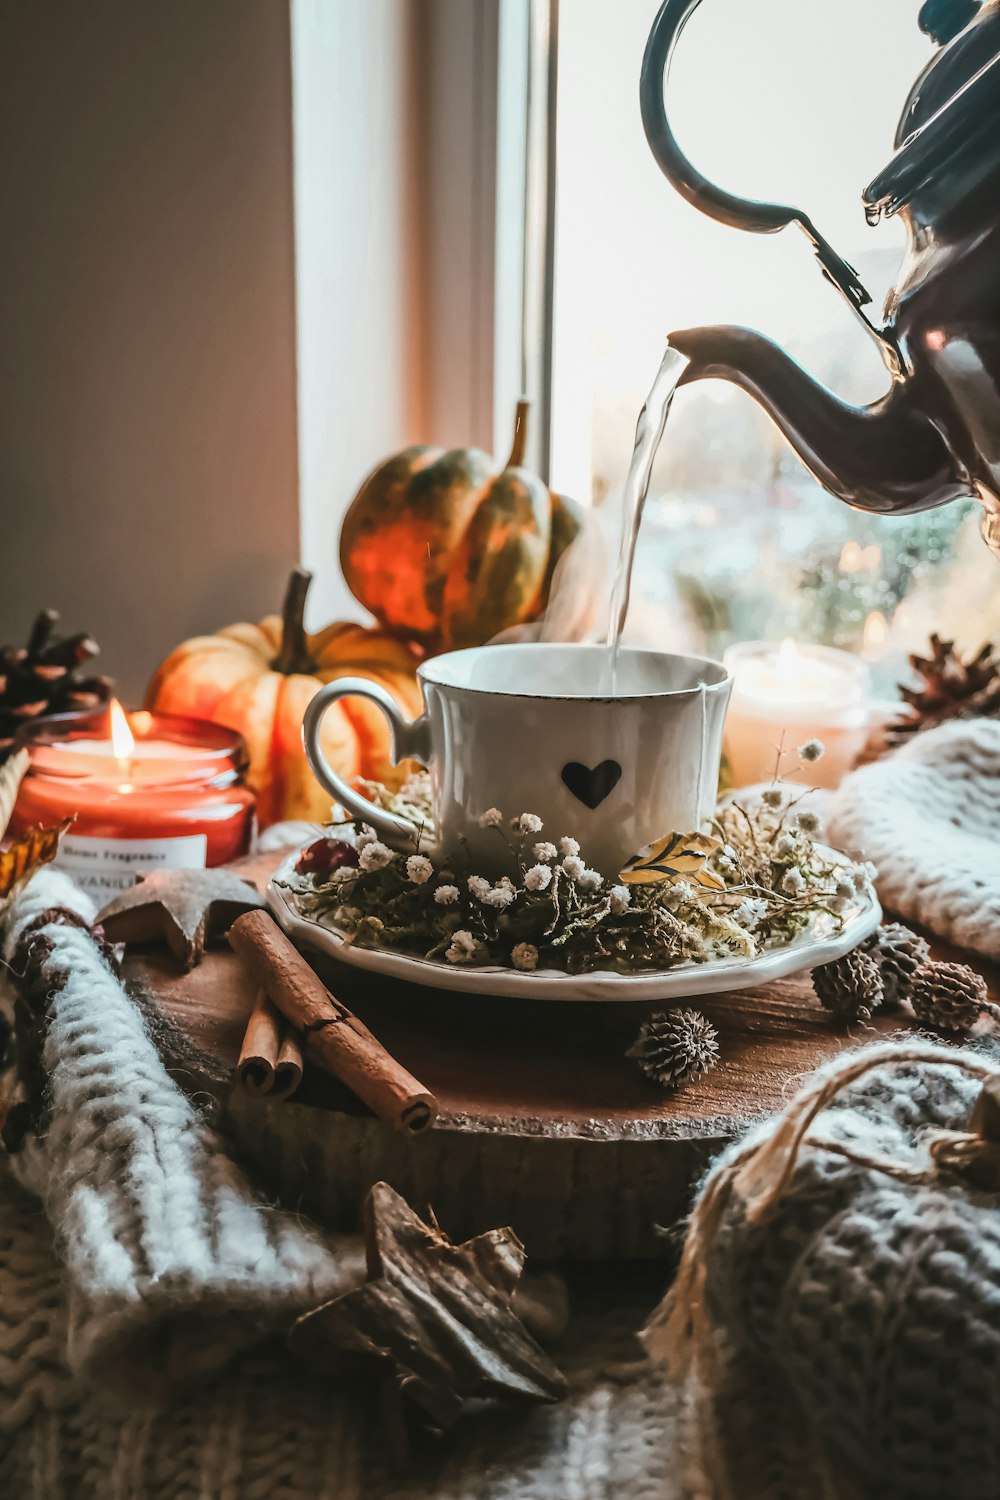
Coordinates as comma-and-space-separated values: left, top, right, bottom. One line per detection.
290, 1182, 566, 1433
0, 819, 71, 907
0, 748, 29, 842
619, 830, 725, 889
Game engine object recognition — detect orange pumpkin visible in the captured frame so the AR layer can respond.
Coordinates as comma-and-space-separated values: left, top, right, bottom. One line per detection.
340, 401, 583, 652
146, 570, 423, 827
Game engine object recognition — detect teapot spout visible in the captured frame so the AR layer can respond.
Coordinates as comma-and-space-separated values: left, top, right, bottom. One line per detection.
670, 326, 970, 515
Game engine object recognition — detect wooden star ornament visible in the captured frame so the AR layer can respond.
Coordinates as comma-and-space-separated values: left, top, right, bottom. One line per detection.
97, 869, 265, 969
289, 1182, 567, 1432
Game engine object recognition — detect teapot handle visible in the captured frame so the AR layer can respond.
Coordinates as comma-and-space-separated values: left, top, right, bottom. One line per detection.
640, 0, 872, 313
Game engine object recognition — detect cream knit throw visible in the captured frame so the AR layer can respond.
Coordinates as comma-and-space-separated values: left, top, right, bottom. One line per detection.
0, 871, 683, 1499
827, 718, 1000, 959
0, 1160, 682, 1500
1, 869, 366, 1399
647, 1038, 1000, 1500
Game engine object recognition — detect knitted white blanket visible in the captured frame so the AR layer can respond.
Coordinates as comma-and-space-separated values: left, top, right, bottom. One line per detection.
0, 1160, 680, 1500
827, 719, 1000, 960
0, 870, 682, 1500
2, 869, 366, 1399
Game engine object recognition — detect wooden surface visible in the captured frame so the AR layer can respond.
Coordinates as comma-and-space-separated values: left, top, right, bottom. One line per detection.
119, 849, 999, 1258
124, 850, 995, 1143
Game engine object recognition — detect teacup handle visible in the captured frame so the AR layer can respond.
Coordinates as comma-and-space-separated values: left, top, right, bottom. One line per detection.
302, 679, 432, 848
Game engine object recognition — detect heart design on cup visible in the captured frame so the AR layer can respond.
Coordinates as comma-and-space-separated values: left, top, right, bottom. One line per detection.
560, 759, 622, 810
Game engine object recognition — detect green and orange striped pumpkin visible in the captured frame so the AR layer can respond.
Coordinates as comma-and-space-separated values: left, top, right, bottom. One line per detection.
340, 401, 582, 652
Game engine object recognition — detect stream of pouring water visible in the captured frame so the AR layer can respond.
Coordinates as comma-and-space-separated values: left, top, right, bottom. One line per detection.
604, 342, 689, 690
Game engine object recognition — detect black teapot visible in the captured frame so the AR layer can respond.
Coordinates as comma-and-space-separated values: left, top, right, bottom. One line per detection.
641, 0, 1000, 554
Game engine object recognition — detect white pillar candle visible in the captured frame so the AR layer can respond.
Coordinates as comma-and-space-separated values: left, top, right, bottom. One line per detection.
722, 639, 870, 791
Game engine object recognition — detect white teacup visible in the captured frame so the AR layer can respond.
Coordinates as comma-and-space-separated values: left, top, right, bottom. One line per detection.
303, 643, 732, 877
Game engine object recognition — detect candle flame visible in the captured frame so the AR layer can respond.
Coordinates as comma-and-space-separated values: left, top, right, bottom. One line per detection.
839, 541, 882, 574
863, 610, 890, 656
777, 637, 799, 673
109, 700, 136, 761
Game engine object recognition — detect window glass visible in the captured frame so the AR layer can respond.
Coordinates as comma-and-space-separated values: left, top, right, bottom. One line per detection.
549, 0, 995, 690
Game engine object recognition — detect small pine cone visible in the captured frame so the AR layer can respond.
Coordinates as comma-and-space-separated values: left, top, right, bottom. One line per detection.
813, 946, 884, 1025
627, 1008, 720, 1091
0, 609, 113, 762
910, 960, 992, 1034
864, 922, 931, 1009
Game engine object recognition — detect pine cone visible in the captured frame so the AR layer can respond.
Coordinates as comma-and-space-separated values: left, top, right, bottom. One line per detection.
813, 946, 884, 1025
627, 1008, 720, 1090
864, 922, 931, 1009
886, 634, 1000, 749
0, 610, 114, 762
910, 960, 995, 1034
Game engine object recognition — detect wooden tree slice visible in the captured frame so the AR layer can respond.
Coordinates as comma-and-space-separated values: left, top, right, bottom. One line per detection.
121, 851, 998, 1260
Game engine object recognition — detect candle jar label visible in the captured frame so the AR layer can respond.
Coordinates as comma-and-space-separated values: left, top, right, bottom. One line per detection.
57, 832, 209, 895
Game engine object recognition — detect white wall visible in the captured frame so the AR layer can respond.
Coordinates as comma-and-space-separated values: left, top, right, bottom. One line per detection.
291, 0, 425, 626
0, 1, 301, 698
292, 0, 521, 625
0, 0, 514, 677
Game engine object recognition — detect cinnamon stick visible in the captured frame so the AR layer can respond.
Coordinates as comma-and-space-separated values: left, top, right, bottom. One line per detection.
228, 910, 437, 1134
237, 990, 303, 1100
238, 989, 282, 1095
274, 1027, 305, 1101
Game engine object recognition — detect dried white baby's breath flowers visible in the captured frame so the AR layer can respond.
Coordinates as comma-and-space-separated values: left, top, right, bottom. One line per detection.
292, 756, 871, 979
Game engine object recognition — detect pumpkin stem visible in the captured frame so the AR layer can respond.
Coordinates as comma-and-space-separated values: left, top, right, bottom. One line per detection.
505, 399, 531, 469
274, 567, 314, 675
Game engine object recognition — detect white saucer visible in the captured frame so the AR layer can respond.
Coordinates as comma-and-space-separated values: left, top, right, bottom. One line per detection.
267, 848, 881, 1003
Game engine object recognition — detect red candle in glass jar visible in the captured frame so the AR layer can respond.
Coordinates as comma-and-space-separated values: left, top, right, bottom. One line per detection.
9, 703, 256, 895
